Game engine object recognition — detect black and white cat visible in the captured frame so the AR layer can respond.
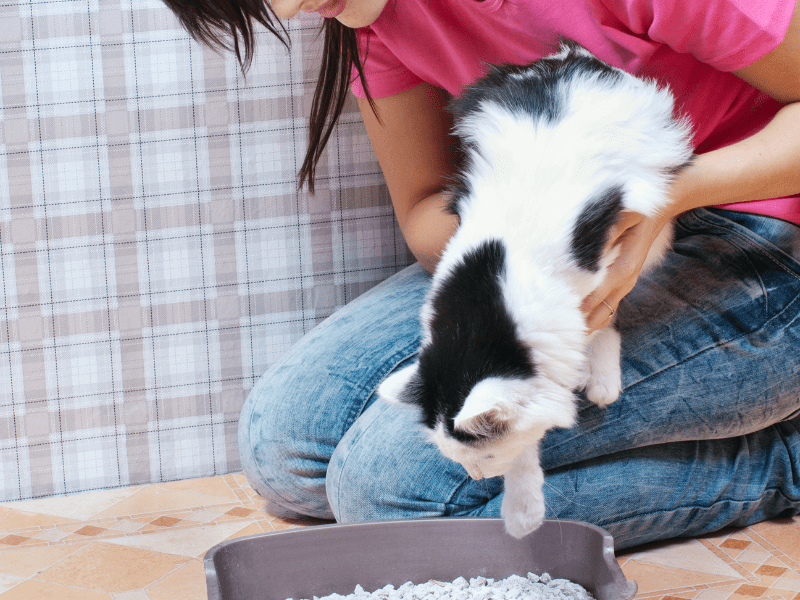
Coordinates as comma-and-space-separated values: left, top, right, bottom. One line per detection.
377, 41, 694, 538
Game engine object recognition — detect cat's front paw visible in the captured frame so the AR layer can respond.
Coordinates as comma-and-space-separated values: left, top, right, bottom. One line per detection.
584, 327, 622, 407
501, 486, 545, 539
584, 366, 622, 407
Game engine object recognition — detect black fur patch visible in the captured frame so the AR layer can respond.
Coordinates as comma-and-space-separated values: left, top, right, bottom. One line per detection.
448, 41, 621, 126
570, 185, 624, 272
404, 240, 535, 444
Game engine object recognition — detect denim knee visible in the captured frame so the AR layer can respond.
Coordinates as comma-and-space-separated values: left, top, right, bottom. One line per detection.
327, 399, 501, 523
238, 265, 432, 520
238, 366, 336, 520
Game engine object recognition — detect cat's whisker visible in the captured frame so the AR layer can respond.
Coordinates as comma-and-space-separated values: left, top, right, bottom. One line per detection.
540, 479, 594, 509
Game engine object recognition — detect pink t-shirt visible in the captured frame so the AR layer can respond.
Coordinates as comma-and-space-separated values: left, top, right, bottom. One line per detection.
351, 0, 800, 225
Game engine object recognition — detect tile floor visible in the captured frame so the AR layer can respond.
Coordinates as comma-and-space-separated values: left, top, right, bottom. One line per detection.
0, 474, 798, 599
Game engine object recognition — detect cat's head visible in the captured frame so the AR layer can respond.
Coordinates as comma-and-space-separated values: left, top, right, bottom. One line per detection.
377, 239, 581, 480
379, 362, 577, 479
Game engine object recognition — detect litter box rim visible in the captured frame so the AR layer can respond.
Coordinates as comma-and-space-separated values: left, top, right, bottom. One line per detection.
204, 517, 636, 600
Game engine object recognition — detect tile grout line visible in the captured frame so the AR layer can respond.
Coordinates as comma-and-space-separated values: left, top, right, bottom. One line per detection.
745, 529, 800, 571
698, 538, 763, 579
1, 515, 306, 551
0, 499, 263, 535
2, 539, 92, 596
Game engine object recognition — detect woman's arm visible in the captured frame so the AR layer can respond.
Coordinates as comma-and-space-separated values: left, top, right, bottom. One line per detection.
357, 83, 459, 273
582, 0, 800, 331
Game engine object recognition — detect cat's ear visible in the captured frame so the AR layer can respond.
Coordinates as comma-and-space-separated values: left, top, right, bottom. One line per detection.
378, 364, 420, 405
453, 380, 519, 438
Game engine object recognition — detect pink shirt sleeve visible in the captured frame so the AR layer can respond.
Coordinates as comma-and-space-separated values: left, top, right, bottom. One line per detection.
351, 27, 423, 99
603, 0, 794, 72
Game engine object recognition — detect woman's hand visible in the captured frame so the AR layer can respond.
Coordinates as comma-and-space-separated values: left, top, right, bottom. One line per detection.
581, 210, 672, 332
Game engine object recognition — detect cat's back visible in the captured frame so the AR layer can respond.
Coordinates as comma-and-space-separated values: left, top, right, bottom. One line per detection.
449, 41, 676, 153
445, 41, 691, 249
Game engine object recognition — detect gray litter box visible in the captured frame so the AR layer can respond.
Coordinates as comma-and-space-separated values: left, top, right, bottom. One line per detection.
204, 518, 636, 600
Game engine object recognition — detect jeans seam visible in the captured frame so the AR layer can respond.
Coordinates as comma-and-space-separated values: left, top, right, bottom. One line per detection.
624, 287, 800, 393
444, 472, 482, 513
596, 488, 800, 531
332, 340, 421, 520
243, 408, 311, 513
686, 210, 800, 283
331, 401, 391, 521
342, 340, 422, 431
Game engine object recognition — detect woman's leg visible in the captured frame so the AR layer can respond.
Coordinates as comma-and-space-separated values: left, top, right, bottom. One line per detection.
539, 419, 800, 548
238, 263, 430, 519
541, 208, 800, 470
329, 397, 800, 549
328, 208, 800, 545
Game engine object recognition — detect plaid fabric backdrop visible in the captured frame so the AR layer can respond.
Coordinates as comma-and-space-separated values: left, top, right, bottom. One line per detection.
0, 0, 412, 501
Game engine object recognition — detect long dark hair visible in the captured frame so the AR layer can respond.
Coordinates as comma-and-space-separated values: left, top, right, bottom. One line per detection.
162, 0, 376, 193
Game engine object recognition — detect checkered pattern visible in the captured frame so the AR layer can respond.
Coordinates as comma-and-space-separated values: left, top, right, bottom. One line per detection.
0, 2, 412, 501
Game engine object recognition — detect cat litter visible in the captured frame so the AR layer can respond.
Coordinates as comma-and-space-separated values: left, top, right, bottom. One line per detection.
289, 572, 592, 600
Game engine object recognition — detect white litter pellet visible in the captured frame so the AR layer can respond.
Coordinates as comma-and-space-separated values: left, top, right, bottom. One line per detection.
288, 572, 593, 600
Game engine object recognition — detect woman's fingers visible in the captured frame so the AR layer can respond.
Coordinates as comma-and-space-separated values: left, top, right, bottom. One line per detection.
581, 211, 664, 333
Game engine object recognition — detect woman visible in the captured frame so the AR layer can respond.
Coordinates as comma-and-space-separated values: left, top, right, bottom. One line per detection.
164, 0, 800, 548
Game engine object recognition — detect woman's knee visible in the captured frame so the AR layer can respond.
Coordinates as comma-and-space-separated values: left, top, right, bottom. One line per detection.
327, 399, 500, 523
238, 264, 432, 518
238, 365, 337, 519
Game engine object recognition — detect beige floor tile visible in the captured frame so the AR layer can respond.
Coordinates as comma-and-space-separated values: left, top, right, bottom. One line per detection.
750, 520, 800, 566
34, 542, 187, 593
146, 559, 207, 600
231, 473, 248, 486
765, 557, 793, 568
1, 488, 142, 522
621, 559, 746, 594
0, 580, 112, 599
182, 509, 224, 524
0, 574, 25, 595
736, 550, 772, 566
109, 520, 144, 534
773, 578, 800, 593
695, 589, 734, 600
111, 592, 150, 600
633, 538, 742, 579
32, 529, 72, 542
155, 476, 239, 501
90, 487, 234, 520
223, 521, 265, 542
782, 570, 800, 580
0, 543, 88, 577
103, 521, 254, 558
0, 506, 75, 531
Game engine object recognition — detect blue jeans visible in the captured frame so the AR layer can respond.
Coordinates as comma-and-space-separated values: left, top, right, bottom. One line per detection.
239, 208, 800, 549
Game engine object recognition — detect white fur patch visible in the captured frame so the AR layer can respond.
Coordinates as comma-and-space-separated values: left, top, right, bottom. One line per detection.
377, 364, 418, 405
